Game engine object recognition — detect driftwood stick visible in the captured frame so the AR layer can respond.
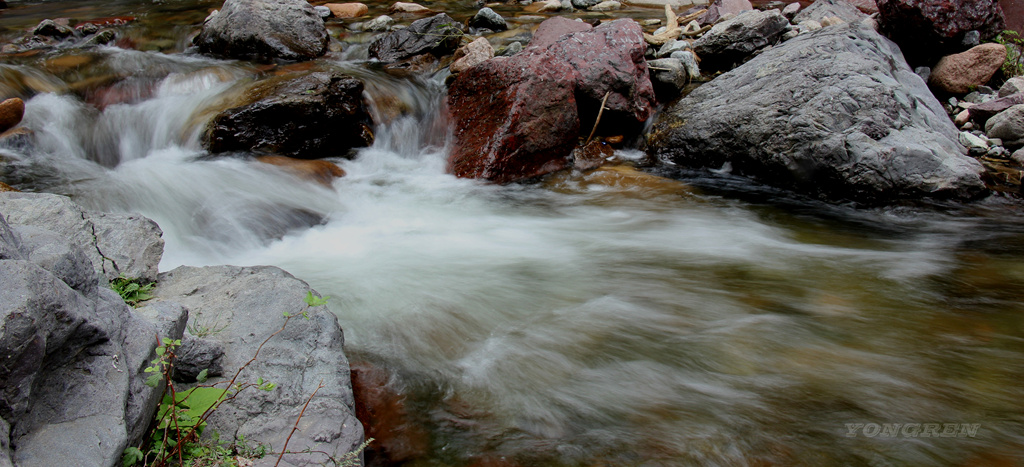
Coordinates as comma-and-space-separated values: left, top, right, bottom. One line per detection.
585, 91, 612, 145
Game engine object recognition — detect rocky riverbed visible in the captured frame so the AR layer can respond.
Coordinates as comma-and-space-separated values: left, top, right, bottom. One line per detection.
2, 0, 1023, 465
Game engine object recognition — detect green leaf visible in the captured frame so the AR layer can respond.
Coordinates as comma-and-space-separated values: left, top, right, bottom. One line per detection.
145, 373, 162, 388
121, 446, 144, 467
304, 290, 329, 307
196, 368, 209, 383
155, 346, 165, 356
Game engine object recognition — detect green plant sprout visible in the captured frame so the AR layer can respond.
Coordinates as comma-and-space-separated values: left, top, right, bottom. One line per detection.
111, 275, 156, 307
995, 30, 1024, 77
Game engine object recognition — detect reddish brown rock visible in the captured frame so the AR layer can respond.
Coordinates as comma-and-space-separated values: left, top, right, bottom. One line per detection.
1001, 0, 1023, 35
877, 0, 1006, 65
0, 181, 17, 192
350, 361, 430, 465
525, 16, 592, 50
255, 155, 346, 185
969, 92, 1024, 124
848, 0, 878, 14
0, 98, 25, 134
447, 18, 655, 183
698, 0, 754, 25
929, 43, 1006, 94
325, 2, 368, 17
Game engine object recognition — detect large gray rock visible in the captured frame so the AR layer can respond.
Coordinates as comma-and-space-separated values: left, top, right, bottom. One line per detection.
1, 419, 11, 467
648, 23, 987, 203
153, 265, 364, 467
0, 193, 163, 283
193, 0, 329, 61
368, 13, 464, 63
985, 104, 1024, 148
792, 0, 867, 24
692, 9, 789, 70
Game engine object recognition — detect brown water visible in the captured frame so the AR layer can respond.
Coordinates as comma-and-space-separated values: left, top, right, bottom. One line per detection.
2, 1, 1024, 466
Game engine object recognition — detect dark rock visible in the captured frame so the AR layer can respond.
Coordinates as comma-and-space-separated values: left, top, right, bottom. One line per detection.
32, 19, 75, 39
792, 0, 867, 24
79, 29, 117, 48
0, 215, 25, 261
0, 99, 24, 134
351, 361, 429, 464
204, 71, 374, 159
962, 29, 982, 47
1002, 0, 1023, 35
447, 19, 655, 183
571, 139, 614, 171
928, 43, 1006, 94
469, 7, 508, 31
152, 265, 364, 467
693, 9, 789, 71
648, 23, 987, 204
969, 93, 1024, 123
914, 66, 931, 82
172, 335, 225, 383
876, 0, 1006, 66
525, 16, 591, 50
368, 13, 464, 63
193, 0, 328, 62
648, 57, 690, 100
572, 0, 603, 8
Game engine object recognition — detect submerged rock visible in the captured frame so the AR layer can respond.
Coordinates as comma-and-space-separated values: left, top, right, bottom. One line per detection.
193, 0, 328, 61
648, 23, 987, 204
204, 71, 374, 159
447, 18, 654, 183
368, 13, 464, 63
0, 99, 24, 134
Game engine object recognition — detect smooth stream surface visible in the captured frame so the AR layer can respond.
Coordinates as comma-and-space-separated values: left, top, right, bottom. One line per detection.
2, 1, 1024, 465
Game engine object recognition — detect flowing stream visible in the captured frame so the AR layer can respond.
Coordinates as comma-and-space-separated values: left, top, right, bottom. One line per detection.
2, 1, 1024, 465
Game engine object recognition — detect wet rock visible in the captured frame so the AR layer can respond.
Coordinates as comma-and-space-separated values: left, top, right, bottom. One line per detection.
450, 37, 494, 74
326, 2, 368, 18
255, 155, 347, 186
447, 19, 654, 183
469, 7, 507, 31
32, 19, 75, 39
984, 104, 1024, 148
368, 13, 464, 63
193, 0, 328, 62
699, 0, 754, 25
78, 29, 117, 48
648, 57, 690, 100
526, 16, 591, 50
0, 193, 164, 283
572, 0, 603, 8
999, 77, 1024, 98
969, 93, 1024, 124
365, 15, 396, 31
351, 361, 429, 464
0, 98, 24, 134
792, 0, 866, 24
153, 265, 364, 467
571, 139, 614, 171
205, 71, 374, 159
0, 128, 33, 152
693, 9, 789, 71
648, 23, 987, 204
876, 0, 1006, 66
389, 1, 431, 13
928, 44, 1006, 94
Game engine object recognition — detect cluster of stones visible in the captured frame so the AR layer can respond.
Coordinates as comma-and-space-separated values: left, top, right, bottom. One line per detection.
947, 77, 1024, 165
0, 17, 128, 55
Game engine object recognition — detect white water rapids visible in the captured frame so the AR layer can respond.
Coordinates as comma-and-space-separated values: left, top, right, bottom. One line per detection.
2, 45, 1023, 465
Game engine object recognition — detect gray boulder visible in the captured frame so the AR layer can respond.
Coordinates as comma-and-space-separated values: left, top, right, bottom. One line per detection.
0, 198, 185, 467
692, 9, 790, 70
153, 265, 364, 467
985, 104, 1024, 148
193, 0, 328, 61
998, 77, 1024, 98
648, 23, 987, 203
792, 0, 867, 24
0, 193, 164, 282
368, 13, 464, 63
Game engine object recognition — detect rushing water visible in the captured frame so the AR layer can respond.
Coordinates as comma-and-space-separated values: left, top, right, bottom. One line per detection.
3, 1, 1024, 465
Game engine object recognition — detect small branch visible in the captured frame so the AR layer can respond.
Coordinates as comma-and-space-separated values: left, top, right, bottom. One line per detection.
585, 92, 611, 145
276, 380, 325, 467
680, 25, 712, 37
678, 8, 707, 25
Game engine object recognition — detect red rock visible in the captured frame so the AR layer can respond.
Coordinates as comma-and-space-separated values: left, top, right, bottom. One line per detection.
447, 18, 654, 183
350, 361, 430, 464
255, 155, 346, 185
525, 16, 592, 50
1001, 0, 1023, 35
325, 2, 368, 17
699, 0, 754, 25
848, 0, 877, 13
968, 92, 1024, 124
0, 98, 25, 133
929, 43, 1006, 94
877, 0, 1006, 65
